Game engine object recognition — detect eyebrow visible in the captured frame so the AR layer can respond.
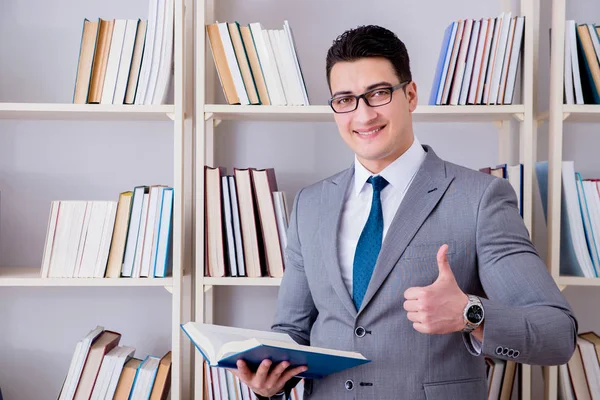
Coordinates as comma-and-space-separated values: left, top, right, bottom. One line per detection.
331, 81, 395, 98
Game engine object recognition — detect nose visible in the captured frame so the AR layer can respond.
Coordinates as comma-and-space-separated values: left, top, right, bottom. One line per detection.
353, 97, 378, 122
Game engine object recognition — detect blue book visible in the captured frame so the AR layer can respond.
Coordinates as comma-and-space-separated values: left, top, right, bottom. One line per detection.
181, 322, 370, 380
429, 22, 457, 105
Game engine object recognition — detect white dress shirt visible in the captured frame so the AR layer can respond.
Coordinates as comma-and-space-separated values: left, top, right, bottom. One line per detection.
336, 136, 483, 354
338, 136, 426, 297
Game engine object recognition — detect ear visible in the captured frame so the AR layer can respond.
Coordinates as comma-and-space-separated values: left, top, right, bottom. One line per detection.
406, 81, 418, 112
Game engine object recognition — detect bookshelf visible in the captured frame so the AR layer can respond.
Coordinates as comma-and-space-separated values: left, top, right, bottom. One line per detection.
543, 0, 600, 398
194, 0, 539, 399
0, 0, 192, 398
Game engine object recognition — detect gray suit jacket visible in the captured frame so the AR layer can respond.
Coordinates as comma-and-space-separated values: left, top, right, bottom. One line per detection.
271, 145, 577, 400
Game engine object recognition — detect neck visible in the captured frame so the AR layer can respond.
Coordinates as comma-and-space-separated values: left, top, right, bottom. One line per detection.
359, 136, 415, 174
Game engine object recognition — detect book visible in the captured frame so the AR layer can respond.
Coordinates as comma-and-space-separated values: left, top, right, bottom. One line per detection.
181, 322, 370, 379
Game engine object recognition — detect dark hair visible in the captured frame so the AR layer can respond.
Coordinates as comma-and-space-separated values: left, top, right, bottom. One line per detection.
326, 25, 412, 89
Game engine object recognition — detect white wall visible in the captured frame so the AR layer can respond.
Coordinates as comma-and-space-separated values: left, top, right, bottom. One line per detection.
0, 0, 175, 399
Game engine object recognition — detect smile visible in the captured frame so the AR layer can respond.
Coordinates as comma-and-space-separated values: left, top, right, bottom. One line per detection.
353, 125, 385, 137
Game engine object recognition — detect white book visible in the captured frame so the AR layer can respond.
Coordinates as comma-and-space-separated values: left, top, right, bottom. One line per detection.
121, 186, 148, 277
152, 0, 174, 104
449, 19, 473, 105
488, 12, 512, 104
482, 14, 504, 104
268, 29, 295, 105
585, 180, 600, 270
135, 0, 161, 104
222, 177, 238, 276
41, 201, 60, 278
562, 161, 596, 278
283, 20, 309, 105
497, 17, 516, 104
154, 188, 174, 277
65, 201, 88, 278
130, 356, 161, 400
143, 0, 167, 104
113, 19, 140, 104
568, 21, 584, 104
148, 187, 167, 277
228, 176, 246, 277
564, 19, 575, 105
249, 22, 286, 105
467, 18, 489, 105
49, 202, 72, 278
101, 19, 127, 104
78, 202, 107, 278
277, 29, 304, 105
218, 22, 249, 105
577, 337, 600, 396
474, 18, 495, 104
503, 16, 525, 104
273, 192, 288, 250
441, 20, 465, 104
132, 192, 150, 278
94, 201, 118, 278
59, 326, 104, 400
459, 19, 481, 105
140, 186, 163, 277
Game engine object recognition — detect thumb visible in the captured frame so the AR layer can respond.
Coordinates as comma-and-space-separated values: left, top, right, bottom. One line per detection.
435, 244, 454, 281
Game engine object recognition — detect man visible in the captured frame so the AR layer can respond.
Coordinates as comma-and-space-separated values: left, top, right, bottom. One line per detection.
233, 25, 578, 399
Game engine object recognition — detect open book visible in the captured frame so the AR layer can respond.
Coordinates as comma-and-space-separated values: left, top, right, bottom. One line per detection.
181, 322, 370, 379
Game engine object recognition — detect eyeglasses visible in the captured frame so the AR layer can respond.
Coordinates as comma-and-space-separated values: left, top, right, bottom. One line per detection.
328, 81, 410, 114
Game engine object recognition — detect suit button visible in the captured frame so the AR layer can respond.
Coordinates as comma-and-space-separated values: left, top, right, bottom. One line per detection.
495, 346, 503, 355
355, 326, 366, 337
502, 347, 509, 356
508, 349, 514, 357
345, 380, 354, 390
513, 350, 520, 358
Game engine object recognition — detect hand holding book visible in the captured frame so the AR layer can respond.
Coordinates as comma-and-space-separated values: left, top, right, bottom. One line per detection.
230, 358, 307, 398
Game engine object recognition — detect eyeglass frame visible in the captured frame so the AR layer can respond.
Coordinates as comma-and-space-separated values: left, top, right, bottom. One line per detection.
328, 80, 411, 114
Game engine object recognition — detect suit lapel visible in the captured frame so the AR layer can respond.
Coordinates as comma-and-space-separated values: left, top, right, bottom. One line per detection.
318, 167, 358, 318
358, 146, 455, 315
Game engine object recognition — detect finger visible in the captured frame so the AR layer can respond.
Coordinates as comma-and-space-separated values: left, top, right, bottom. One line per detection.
254, 359, 273, 383
404, 286, 425, 300
278, 365, 309, 386
406, 311, 421, 323
413, 322, 430, 334
235, 359, 254, 382
403, 299, 420, 312
266, 361, 290, 385
436, 244, 453, 279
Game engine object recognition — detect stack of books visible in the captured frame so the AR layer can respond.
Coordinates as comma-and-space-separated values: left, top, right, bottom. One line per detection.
72, 0, 174, 105
204, 167, 289, 278
206, 21, 309, 106
429, 12, 525, 106
537, 161, 600, 278
484, 357, 520, 399
40, 185, 174, 279
563, 21, 600, 104
558, 332, 600, 399
58, 326, 172, 400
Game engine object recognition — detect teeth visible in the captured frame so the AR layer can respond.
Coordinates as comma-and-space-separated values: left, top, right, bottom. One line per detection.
356, 127, 382, 135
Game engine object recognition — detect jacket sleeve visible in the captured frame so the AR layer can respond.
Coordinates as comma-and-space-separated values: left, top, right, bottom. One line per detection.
464, 177, 578, 366
271, 187, 319, 345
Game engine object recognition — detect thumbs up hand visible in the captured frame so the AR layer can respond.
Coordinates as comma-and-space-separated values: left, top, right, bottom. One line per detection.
403, 244, 469, 334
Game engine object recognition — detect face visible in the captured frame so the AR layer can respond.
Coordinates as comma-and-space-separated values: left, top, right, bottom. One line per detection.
329, 57, 418, 174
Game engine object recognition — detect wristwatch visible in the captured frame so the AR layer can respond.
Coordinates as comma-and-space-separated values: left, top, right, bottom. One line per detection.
462, 295, 484, 333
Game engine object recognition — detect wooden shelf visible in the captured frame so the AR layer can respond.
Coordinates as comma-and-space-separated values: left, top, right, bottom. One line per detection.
204, 104, 525, 123
556, 276, 600, 288
563, 105, 600, 122
202, 277, 282, 287
0, 267, 173, 287
0, 103, 176, 121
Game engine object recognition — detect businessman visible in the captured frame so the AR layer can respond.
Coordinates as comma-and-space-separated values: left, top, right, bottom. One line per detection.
233, 25, 578, 399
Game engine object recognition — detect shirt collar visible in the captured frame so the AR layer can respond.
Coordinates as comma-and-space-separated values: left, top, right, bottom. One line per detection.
353, 136, 426, 197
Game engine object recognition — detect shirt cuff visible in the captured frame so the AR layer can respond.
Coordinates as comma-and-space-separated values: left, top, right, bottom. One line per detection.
470, 334, 483, 355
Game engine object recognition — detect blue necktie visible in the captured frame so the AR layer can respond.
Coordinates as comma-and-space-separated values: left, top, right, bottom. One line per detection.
352, 175, 389, 310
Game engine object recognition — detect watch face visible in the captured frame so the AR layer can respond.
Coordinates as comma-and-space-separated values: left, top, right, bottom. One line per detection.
467, 305, 484, 324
